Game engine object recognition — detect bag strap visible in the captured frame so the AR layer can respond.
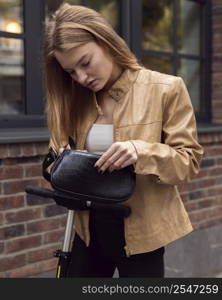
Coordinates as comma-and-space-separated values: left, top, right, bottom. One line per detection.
42, 136, 76, 182
68, 136, 76, 150
42, 147, 58, 182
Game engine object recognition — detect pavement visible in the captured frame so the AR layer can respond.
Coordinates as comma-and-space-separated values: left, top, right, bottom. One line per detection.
28, 269, 222, 278
28, 269, 57, 278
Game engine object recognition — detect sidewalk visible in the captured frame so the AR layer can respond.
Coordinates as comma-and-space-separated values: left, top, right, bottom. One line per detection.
28, 269, 222, 278
28, 268, 120, 278
28, 269, 56, 278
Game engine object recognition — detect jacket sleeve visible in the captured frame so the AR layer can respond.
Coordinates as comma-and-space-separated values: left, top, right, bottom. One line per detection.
129, 77, 204, 185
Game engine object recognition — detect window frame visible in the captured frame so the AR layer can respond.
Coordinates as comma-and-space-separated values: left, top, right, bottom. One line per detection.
129, 0, 211, 123
0, 0, 45, 128
0, 0, 211, 129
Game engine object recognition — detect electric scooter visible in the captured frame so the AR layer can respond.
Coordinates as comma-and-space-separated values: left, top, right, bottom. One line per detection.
25, 185, 131, 278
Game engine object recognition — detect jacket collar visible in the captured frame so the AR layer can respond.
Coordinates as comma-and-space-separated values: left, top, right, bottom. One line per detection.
92, 68, 141, 115
107, 68, 140, 101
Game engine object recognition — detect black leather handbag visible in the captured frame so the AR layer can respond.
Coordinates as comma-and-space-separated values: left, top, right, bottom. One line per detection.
43, 137, 136, 204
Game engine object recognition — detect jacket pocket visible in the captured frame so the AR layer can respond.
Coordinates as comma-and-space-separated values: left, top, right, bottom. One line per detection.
118, 121, 162, 143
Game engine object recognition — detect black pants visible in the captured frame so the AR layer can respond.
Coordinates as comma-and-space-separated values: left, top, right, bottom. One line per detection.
67, 211, 164, 277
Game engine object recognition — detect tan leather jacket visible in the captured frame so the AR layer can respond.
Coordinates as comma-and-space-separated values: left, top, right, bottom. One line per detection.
72, 68, 203, 256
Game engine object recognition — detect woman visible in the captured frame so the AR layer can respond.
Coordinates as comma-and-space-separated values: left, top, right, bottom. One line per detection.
43, 3, 203, 277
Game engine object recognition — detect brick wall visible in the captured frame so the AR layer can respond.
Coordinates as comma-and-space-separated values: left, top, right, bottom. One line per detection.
179, 132, 222, 229
0, 130, 222, 278
212, 0, 222, 124
0, 0, 221, 278
0, 143, 67, 278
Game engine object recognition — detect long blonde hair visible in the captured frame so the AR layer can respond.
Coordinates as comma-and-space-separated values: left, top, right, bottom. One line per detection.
43, 3, 142, 152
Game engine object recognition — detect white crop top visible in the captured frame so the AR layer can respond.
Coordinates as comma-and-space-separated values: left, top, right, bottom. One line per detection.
85, 124, 113, 155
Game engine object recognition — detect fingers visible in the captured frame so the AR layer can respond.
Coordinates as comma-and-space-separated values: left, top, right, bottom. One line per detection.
94, 144, 118, 168
109, 156, 132, 172
58, 147, 65, 154
94, 141, 138, 173
58, 143, 71, 154
99, 152, 123, 173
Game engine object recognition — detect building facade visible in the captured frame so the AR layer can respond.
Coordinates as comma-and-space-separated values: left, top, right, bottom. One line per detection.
0, 0, 222, 277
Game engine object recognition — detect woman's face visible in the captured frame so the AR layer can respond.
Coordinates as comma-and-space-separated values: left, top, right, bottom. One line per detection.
55, 41, 121, 92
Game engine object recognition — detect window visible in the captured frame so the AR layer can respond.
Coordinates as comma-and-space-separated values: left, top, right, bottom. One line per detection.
0, 0, 45, 128
140, 0, 211, 122
0, 1, 24, 116
46, 0, 120, 33
0, 0, 211, 130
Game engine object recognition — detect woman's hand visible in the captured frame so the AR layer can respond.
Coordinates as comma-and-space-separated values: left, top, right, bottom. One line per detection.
59, 145, 87, 154
58, 144, 71, 154
94, 141, 138, 173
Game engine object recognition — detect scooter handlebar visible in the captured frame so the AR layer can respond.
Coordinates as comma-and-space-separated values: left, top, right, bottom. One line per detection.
25, 185, 131, 218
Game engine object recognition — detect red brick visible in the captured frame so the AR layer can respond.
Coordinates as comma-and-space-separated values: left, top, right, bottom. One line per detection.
213, 35, 222, 44
212, 101, 222, 110
178, 182, 198, 193
2, 158, 17, 166
212, 118, 222, 124
215, 196, 222, 205
8, 144, 22, 158
0, 224, 25, 240
213, 109, 222, 120
208, 206, 222, 218
4, 263, 41, 278
179, 193, 190, 202
207, 186, 222, 196
199, 133, 222, 144
0, 242, 4, 254
0, 195, 25, 210
213, 20, 222, 29
212, 72, 222, 82
213, 7, 222, 15
0, 166, 24, 180
196, 198, 215, 209
33, 143, 48, 156
189, 209, 209, 223
40, 179, 52, 190
3, 179, 40, 195
38, 258, 57, 273
2, 180, 26, 195
212, 0, 222, 7
24, 164, 42, 178
60, 215, 67, 227
6, 258, 57, 278
21, 144, 36, 157
208, 167, 222, 176
0, 212, 4, 225
212, 90, 222, 99
5, 207, 42, 224
0, 254, 26, 272
212, 81, 222, 90
44, 204, 66, 217
184, 201, 198, 212
204, 146, 222, 157
189, 190, 206, 201
196, 218, 222, 229
195, 169, 208, 180
17, 156, 41, 165
213, 45, 222, 54
27, 218, 61, 234
197, 178, 217, 188
6, 235, 42, 253
43, 229, 64, 244
0, 144, 9, 159
212, 62, 222, 73
27, 244, 60, 263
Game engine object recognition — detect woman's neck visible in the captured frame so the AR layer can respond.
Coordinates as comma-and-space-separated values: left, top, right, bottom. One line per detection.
97, 65, 124, 97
